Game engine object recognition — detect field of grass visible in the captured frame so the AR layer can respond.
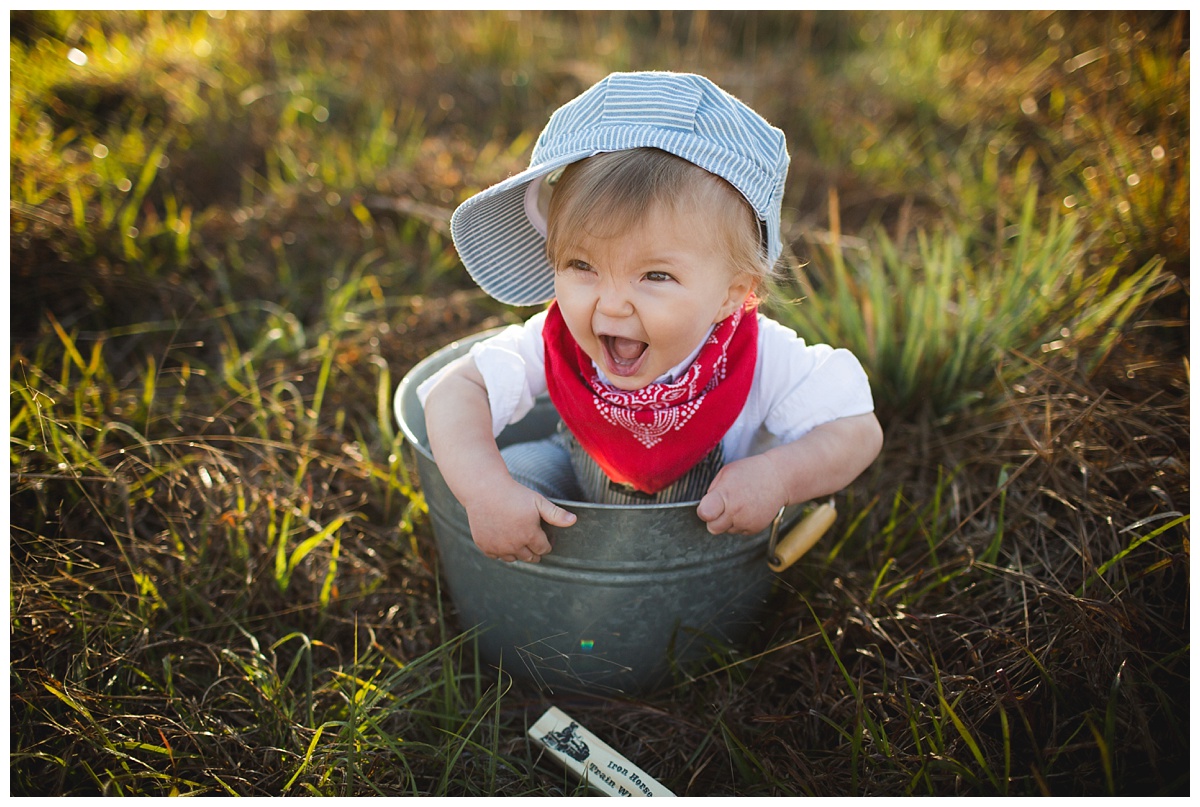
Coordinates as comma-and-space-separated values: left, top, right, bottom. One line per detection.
10, 10, 1189, 795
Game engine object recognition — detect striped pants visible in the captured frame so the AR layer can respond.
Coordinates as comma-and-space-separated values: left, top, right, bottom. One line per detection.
499, 425, 722, 505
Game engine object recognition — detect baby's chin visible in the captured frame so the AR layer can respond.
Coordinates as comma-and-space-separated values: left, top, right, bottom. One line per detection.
604, 375, 653, 392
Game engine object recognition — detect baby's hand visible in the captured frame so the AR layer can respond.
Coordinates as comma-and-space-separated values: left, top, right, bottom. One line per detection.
696, 454, 788, 536
462, 479, 576, 563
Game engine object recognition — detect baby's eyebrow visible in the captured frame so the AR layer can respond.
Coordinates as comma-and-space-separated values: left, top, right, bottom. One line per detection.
637, 253, 691, 268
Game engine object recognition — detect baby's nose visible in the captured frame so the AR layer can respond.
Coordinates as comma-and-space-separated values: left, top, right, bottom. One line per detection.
596, 279, 634, 317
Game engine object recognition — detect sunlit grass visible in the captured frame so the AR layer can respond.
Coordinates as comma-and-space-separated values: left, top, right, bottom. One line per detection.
772, 184, 1175, 419
10, 280, 475, 795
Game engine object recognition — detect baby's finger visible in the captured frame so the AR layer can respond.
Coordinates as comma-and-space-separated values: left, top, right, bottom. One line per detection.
697, 492, 734, 534
707, 516, 735, 535
535, 496, 577, 529
697, 490, 727, 523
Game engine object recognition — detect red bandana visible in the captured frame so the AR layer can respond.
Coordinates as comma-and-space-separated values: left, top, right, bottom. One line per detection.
543, 300, 758, 494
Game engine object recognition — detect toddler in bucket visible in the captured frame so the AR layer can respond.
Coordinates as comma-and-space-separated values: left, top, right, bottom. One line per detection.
419, 71, 882, 564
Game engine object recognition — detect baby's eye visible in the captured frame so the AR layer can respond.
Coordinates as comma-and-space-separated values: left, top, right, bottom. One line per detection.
644, 270, 675, 282
561, 259, 595, 273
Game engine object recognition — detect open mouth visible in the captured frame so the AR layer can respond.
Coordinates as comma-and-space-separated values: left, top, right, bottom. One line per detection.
600, 334, 649, 378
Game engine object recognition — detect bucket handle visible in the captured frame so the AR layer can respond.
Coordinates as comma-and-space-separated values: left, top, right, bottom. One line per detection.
767, 500, 837, 573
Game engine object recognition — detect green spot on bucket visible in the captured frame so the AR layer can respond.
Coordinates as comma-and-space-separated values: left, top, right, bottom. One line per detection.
580, 639, 594, 652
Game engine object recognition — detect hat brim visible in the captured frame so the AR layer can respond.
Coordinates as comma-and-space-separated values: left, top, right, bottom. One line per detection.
449, 152, 595, 307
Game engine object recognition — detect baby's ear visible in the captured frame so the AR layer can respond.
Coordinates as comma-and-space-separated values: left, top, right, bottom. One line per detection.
716, 273, 756, 321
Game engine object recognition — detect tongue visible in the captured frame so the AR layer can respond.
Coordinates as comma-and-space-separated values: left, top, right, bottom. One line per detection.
611, 337, 646, 362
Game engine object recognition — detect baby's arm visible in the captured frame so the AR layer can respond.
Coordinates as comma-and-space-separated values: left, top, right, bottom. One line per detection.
423, 357, 576, 562
696, 412, 883, 535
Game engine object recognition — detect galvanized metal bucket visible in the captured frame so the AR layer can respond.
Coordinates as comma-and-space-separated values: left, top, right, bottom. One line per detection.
395, 330, 792, 694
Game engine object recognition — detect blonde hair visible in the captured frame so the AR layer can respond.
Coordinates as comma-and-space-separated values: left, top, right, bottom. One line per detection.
544, 148, 776, 293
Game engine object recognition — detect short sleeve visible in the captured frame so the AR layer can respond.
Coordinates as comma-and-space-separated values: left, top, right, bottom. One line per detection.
755, 315, 875, 443
415, 310, 549, 438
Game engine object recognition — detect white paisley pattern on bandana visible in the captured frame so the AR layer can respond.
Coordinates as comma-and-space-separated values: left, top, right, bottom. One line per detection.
543, 300, 757, 494
587, 324, 732, 448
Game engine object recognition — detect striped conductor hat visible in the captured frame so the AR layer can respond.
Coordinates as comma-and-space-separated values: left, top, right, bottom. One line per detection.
448, 71, 790, 306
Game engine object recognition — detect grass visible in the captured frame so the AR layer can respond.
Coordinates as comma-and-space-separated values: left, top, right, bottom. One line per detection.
770, 184, 1175, 419
10, 10, 1189, 796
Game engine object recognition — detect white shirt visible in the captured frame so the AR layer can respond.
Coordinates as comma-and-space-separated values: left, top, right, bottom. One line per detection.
418, 309, 875, 462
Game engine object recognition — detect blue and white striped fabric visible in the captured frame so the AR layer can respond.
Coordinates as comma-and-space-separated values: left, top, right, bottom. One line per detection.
497, 427, 724, 505
449, 71, 790, 307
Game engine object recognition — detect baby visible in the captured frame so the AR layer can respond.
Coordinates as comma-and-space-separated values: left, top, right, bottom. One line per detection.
419, 72, 882, 564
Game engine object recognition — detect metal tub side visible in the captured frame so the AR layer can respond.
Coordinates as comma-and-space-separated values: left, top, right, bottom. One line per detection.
395, 331, 775, 694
